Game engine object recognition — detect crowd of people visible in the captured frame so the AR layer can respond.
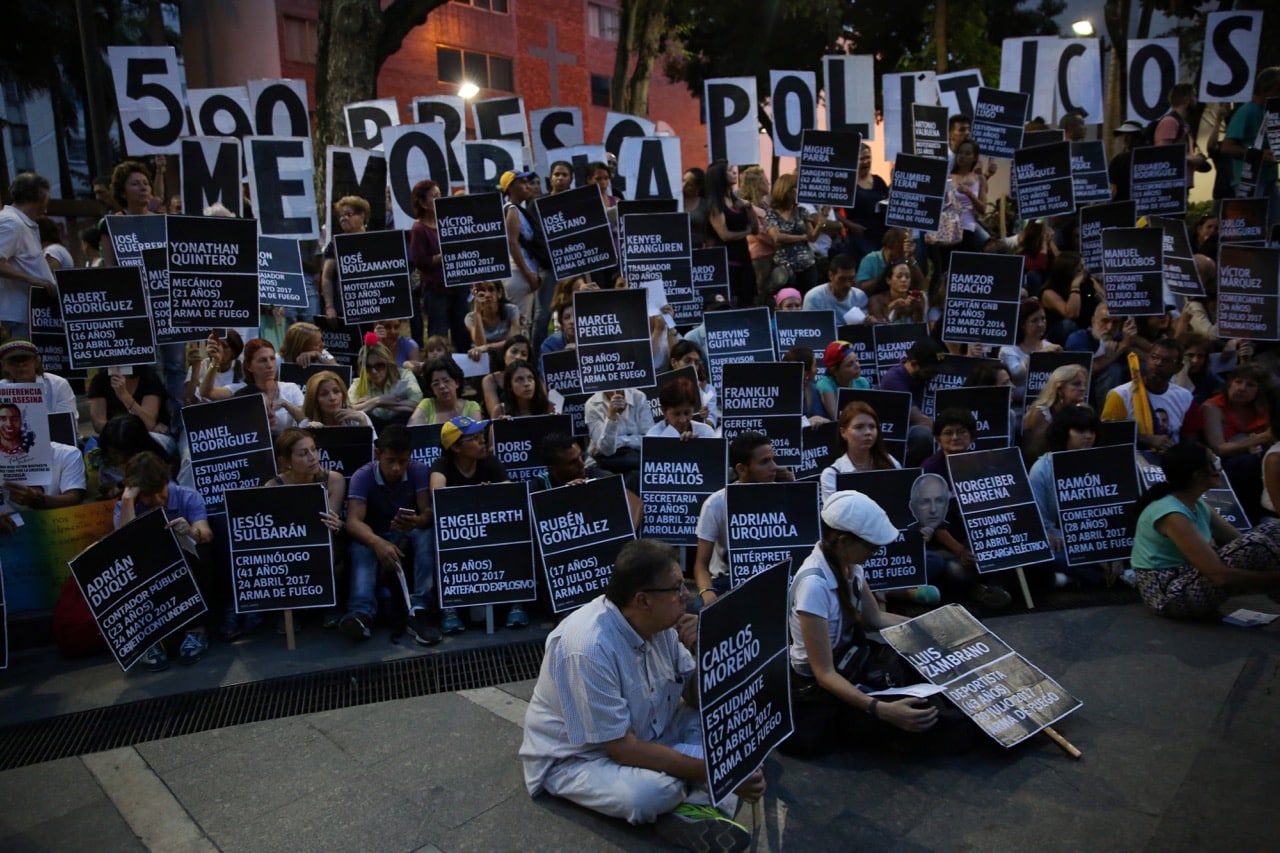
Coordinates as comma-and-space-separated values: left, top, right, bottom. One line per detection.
2, 66, 1279, 852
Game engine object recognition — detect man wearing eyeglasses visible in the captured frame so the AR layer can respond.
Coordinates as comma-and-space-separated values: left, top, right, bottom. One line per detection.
521, 538, 765, 851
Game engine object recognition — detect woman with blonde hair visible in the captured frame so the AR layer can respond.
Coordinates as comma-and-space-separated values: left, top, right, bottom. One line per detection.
301, 371, 371, 428
1021, 363, 1089, 462
348, 337, 422, 430
765, 172, 826, 293
739, 166, 777, 294
321, 195, 370, 320
279, 321, 336, 368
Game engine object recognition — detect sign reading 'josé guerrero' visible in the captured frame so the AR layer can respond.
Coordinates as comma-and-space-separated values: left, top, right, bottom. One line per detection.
433, 482, 535, 608
435, 192, 511, 287
726, 480, 819, 586
225, 484, 336, 613
166, 214, 259, 329
574, 288, 655, 393
56, 267, 156, 369
946, 448, 1052, 573
530, 475, 636, 613
534, 184, 617, 280
640, 436, 725, 547
334, 229, 414, 325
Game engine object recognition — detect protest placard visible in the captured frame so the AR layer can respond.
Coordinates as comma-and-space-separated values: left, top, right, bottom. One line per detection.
836, 324, 879, 386
1025, 351, 1092, 402
640, 436, 725, 546
796, 130, 860, 207
0, 383, 51, 487
1070, 140, 1111, 205
935, 385, 1013, 450
47, 411, 76, 447
881, 604, 1082, 747
1148, 216, 1205, 298
137, 245, 192, 347
911, 103, 949, 158
314, 317, 364, 365
435, 192, 512, 287
56, 267, 156, 369
1219, 197, 1269, 245
534, 184, 618, 280
720, 362, 803, 466
309, 425, 374, 481
1130, 145, 1186, 217
885, 154, 949, 232
28, 289, 82, 384
492, 415, 573, 482
699, 559, 792, 807
0, 569, 6, 669
1022, 130, 1063, 148
775, 310, 837, 355
834, 468, 929, 590
687, 247, 732, 324
104, 214, 167, 270
334, 230, 414, 325
530, 475, 635, 613
1013, 141, 1075, 219
837, 388, 912, 464
795, 420, 840, 481
541, 350, 590, 437
705, 308, 775, 390
166, 215, 259, 330
433, 482, 535, 608
971, 88, 1028, 159
1052, 444, 1139, 565
946, 448, 1053, 572
257, 236, 310, 308
574, 288, 655, 393
621, 212, 694, 309
1079, 200, 1136, 276
921, 355, 994, 420
183, 395, 277, 514
726, 480, 820, 586
1101, 227, 1165, 316
872, 322, 928, 382
225, 484, 336, 614
408, 423, 444, 470
68, 509, 207, 672
1134, 450, 1252, 531
278, 361, 354, 389
1216, 244, 1279, 341
941, 252, 1025, 346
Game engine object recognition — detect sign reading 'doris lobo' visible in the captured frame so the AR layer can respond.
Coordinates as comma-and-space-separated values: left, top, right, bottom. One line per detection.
166, 215, 258, 330
775, 310, 837, 355
225, 483, 335, 613
1149, 216, 1205, 298
534, 184, 617, 280
68, 508, 207, 672
1013, 141, 1074, 219
492, 414, 573, 482
836, 387, 912, 465
970, 88, 1027, 159
726, 480, 820, 586
1101, 227, 1164, 316
432, 481, 535, 609
1071, 141, 1111, 206
881, 604, 1081, 748
719, 361, 804, 467
334, 229, 414, 324
183, 394, 277, 514
705, 307, 775, 391
699, 559, 793, 808
574, 288, 655, 393
257, 236, 309, 308
885, 154, 949, 231
796, 130, 860, 207
834, 468, 928, 590
530, 475, 636, 613
1130, 145, 1186, 218
911, 103, 949, 159
640, 436, 726, 546
935, 385, 1013, 451
1080, 200, 1136, 277
621, 213, 694, 309
56, 267, 156, 369
541, 349, 590, 437
946, 448, 1052, 573
1053, 444, 1139, 566
1219, 197, 1269, 245
309, 425, 374, 480
104, 214, 167, 268
435, 192, 511, 287
1216, 244, 1280, 341
1025, 351, 1092, 402
941, 252, 1025, 346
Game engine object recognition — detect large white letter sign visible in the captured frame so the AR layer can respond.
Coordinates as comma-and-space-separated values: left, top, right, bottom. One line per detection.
770, 71, 817, 158
1199, 11, 1262, 104
1127, 39, 1178, 122
705, 77, 759, 166
108, 46, 188, 154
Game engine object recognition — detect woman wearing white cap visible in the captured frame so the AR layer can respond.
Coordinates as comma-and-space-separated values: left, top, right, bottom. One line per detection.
782, 490, 978, 757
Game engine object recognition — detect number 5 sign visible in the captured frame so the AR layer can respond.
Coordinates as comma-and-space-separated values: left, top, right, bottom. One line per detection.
108, 46, 188, 155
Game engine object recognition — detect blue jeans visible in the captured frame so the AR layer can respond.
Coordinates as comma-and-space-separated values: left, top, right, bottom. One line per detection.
156, 342, 188, 435
348, 527, 436, 617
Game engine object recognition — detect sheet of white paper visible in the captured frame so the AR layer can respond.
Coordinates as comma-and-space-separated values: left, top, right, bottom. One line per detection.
862, 682, 949, 699
453, 352, 490, 378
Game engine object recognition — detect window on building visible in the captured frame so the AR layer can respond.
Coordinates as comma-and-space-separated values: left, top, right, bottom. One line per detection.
437, 46, 515, 93
590, 74, 612, 108
588, 3, 619, 40
454, 0, 509, 12
281, 16, 318, 63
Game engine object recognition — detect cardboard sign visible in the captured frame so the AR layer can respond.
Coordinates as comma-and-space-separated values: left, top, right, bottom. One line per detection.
104, 214, 167, 269
48, 411, 77, 447
617, 137, 683, 203
1219, 198, 1269, 245
705, 77, 760, 166
1216, 244, 1280, 341
795, 421, 840, 481
1025, 351, 1092, 403
941, 252, 1025, 346
935, 386, 1013, 451
871, 323, 928, 384
107, 46, 187, 154
1101, 228, 1165, 316
1096, 419, 1138, 448
534, 184, 617, 280
225, 484, 336, 613
1265, 97, 1280, 154
726, 481, 819, 586
1052, 444, 1139, 565
464, 140, 523, 194
56, 267, 156, 369
999, 37, 1059, 125
248, 79, 312, 138
433, 482, 535, 608
309, 426, 374, 481
529, 476, 636, 613
531, 106, 584, 174
935, 69, 985, 122
411, 96, 468, 185
639, 436, 726, 546
946, 448, 1053, 573
1135, 450, 1253, 532
180, 136, 243, 217
313, 317, 363, 365
1022, 130, 1063, 148
1079, 200, 1136, 276
492, 415, 573, 482
0, 383, 51, 487
333, 230, 414, 324
881, 604, 1082, 748
573, 288, 655, 393
245, 136, 321, 240
775, 310, 836, 355
824, 55, 876, 139
881, 72, 937, 162
1130, 145, 1187, 218
1070, 140, 1111, 206
1148, 216, 1205, 298
1012, 141, 1074, 219
643, 366, 698, 425
473, 95, 529, 147
921, 355, 994, 421
139, 245, 191, 347
434, 192, 511, 287
68, 509, 207, 672
885, 154, 949, 231
344, 98, 399, 149
408, 423, 445, 471
187, 85, 252, 138
699, 559, 792, 807
771, 70, 818, 158
837, 387, 913, 464
836, 324, 878, 386
1127, 39, 1179, 122
541, 350, 590, 437
325, 147, 388, 241
183, 395, 277, 514
0, 568, 6, 669
704, 307, 775, 390
910, 103, 949, 159
278, 361, 352, 391
621, 213, 694, 309
28, 289, 80, 381
167, 215, 259, 330
1199, 11, 1263, 103
970, 88, 1028, 159
685, 247, 732, 325
796, 130, 860, 207
258, 236, 310, 308
384, 122, 451, 229
833, 468, 929, 590
720, 362, 804, 467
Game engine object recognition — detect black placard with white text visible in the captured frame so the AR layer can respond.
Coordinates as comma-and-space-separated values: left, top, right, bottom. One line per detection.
1012, 141, 1074, 219
574, 288, 655, 393
492, 415, 573, 482
225, 484, 336, 613
834, 468, 928, 590
140, 246, 191, 347
183, 395, 277, 514
640, 437, 726, 546
871, 323, 928, 383
1216, 244, 1279, 341
704, 308, 775, 391
309, 425, 374, 481
911, 104, 949, 159
314, 317, 363, 366
796, 130, 860, 207
167, 215, 259, 330
1149, 216, 1205, 298
433, 482, 535, 608
1101, 228, 1164, 316
921, 355, 995, 421
836, 387, 912, 464
935, 386, 1013, 450
726, 480, 820, 586
334, 230, 414, 324
796, 420, 840, 481
621, 213, 694, 308
530, 476, 636, 613
541, 350, 590, 436
56, 267, 156, 369
1025, 351, 1092, 403
1130, 145, 1186, 217
1070, 141, 1111, 206
277, 361, 354, 390
435, 192, 512, 287
971, 88, 1028, 159
1052, 444, 1139, 565
885, 154, 949, 231
687, 248, 732, 325
1079, 200, 1136, 277
257, 236, 310, 308
408, 423, 445, 471
941, 252, 1024, 345
946, 448, 1052, 572
104, 214, 167, 269
774, 310, 837, 355
534, 185, 618, 280
1219, 197, 1269, 245
837, 324, 879, 386
719, 362, 803, 467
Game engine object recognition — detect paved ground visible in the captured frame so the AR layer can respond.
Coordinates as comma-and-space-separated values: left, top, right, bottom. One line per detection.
2, 597, 1278, 852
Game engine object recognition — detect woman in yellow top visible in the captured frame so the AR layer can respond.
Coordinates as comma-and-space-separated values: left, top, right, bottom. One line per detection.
409, 358, 482, 425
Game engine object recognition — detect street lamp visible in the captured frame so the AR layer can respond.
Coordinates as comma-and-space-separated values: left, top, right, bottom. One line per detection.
1071, 19, 1095, 36
458, 81, 480, 99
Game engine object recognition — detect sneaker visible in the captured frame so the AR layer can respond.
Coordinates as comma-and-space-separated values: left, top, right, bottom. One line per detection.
971, 584, 1012, 609
406, 611, 443, 646
1053, 572, 1071, 589
441, 608, 465, 635
140, 643, 169, 672
322, 610, 342, 629
909, 585, 941, 605
654, 803, 750, 853
219, 614, 243, 643
178, 631, 209, 665
505, 605, 529, 629
1120, 568, 1137, 588
339, 612, 372, 641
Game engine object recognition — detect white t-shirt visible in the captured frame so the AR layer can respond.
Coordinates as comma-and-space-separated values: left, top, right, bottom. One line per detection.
788, 544, 864, 676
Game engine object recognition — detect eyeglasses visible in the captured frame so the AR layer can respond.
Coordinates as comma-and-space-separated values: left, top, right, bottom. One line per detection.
366, 363, 387, 371
939, 427, 971, 438
430, 378, 456, 387
643, 582, 690, 598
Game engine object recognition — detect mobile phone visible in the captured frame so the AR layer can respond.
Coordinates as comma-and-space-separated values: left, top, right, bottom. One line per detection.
396, 507, 415, 517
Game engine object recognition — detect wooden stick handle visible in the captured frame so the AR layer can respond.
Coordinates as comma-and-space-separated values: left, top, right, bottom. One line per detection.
1043, 725, 1081, 759
284, 609, 296, 652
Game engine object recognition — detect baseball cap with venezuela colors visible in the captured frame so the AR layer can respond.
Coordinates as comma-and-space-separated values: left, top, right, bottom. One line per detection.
441, 415, 490, 449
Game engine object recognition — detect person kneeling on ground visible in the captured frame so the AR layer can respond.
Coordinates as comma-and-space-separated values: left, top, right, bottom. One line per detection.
520, 539, 765, 852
